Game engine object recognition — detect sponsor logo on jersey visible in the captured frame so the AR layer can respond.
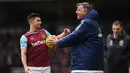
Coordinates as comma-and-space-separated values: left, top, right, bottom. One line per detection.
42, 34, 46, 39
31, 40, 45, 47
30, 37, 34, 40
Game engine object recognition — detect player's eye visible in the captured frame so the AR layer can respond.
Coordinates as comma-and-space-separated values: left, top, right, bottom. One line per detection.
37, 20, 41, 22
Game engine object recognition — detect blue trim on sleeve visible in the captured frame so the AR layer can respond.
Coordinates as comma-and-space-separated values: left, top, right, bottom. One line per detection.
43, 29, 51, 37
20, 35, 28, 49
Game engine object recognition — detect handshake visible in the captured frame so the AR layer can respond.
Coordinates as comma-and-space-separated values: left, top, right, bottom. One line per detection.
45, 35, 59, 49
45, 28, 71, 49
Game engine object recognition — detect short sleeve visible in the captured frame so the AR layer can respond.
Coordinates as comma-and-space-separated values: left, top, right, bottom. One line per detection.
20, 35, 28, 49
44, 29, 51, 37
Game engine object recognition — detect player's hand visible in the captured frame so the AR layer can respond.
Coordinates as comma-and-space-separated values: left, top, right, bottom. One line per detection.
47, 35, 56, 42
48, 35, 58, 43
49, 35, 58, 44
63, 28, 71, 36
24, 66, 30, 73
46, 35, 59, 48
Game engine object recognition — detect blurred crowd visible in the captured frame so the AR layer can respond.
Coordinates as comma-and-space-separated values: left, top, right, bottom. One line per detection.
0, 28, 22, 73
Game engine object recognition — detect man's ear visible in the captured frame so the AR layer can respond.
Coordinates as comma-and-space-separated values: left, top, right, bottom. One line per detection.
84, 9, 88, 15
29, 19, 33, 25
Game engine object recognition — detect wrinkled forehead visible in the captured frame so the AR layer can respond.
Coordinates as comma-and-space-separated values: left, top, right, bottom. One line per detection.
77, 2, 90, 10
77, 5, 83, 8
77, 5, 85, 11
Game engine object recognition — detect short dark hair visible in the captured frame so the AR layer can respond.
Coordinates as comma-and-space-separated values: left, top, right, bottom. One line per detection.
112, 20, 123, 27
77, 2, 92, 10
27, 13, 41, 21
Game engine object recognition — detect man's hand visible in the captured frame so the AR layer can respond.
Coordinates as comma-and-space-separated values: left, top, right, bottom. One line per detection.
63, 28, 71, 36
46, 35, 59, 48
57, 28, 71, 39
46, 28, 71, 48
24, 66, 30, 73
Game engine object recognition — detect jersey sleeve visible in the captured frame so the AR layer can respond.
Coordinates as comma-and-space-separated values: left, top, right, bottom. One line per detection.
44, 29, 51, 37
56, 20, 88, 48
20, 35, 28, 49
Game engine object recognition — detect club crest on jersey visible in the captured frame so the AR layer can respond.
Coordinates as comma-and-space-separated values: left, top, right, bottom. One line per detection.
42, 34, 46, 39
109, 40, 113, 46
30, 37, 34, 40
119, 40, 124, 46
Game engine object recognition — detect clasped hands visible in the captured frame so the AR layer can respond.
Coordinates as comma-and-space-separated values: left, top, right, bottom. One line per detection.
46, 28, 71, 48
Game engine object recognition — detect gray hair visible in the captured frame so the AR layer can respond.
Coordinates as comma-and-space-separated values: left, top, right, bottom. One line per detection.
77, 2, 92, 10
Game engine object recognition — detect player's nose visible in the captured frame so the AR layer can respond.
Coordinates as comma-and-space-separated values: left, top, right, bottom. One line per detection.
39, 21, 42, 24
75, 10, 78, 14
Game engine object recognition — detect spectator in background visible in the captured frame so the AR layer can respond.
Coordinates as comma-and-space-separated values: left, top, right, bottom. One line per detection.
104, 20, 130, 73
